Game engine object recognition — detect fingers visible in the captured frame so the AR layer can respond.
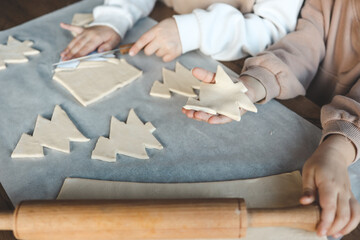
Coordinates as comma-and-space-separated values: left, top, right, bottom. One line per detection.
336, 198, 360, 237
129, 29, 155, 56
60, 35, 85, 60
182, 108, 233, 124
327, 194, 351, 237
182, 108, 196, 119
144, 41, 160, 56
61, 35, 99, 60
60, 22, 84, 35
208, 115, 233, 124
300, 167, 317, 205
192, 68, 216, 83
98, 39, 118, 53
317, 183, 338, 236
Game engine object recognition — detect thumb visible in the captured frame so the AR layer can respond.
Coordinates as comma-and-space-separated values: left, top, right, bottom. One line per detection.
300, 168, 317, 205
192, 68, 216, 84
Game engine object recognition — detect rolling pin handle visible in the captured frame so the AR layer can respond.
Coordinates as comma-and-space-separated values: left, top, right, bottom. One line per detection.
248, 204, 320, 232
0, 211, 13, 230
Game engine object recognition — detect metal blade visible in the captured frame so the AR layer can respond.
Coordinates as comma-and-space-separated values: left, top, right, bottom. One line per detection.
52, 49, 119, 67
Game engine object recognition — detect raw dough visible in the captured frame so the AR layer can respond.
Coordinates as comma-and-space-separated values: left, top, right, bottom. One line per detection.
70, 13, 94, 36
53, 58, 143, 106
57, 171, 325, 240
92, 109, 163, 162
183, 65, 257, 121
150, 62, 200, 98
0, 36, 39, 70
11, 105, 89, 158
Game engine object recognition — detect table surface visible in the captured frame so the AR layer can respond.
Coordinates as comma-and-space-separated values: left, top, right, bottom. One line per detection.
0, 1, 357, 240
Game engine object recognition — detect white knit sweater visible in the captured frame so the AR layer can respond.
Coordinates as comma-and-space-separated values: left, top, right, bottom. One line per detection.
90, 0, 303, 61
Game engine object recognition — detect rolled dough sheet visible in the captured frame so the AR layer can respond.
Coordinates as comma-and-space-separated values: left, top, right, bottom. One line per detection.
53, 58, 143, 106
57, 171, 325, 240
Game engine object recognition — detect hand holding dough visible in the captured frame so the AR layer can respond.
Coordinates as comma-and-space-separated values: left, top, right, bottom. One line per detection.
183, 65, 257, 122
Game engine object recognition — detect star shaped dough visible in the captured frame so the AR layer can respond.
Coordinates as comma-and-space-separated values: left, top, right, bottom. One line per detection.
150, 62, 200, 98
183, 65, 257, 121
0, 36, 39, 70
92, 109, 163, 162
11, 105, 89, 158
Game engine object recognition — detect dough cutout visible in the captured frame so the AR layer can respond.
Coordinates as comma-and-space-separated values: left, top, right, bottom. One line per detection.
92, 109, 163, 162
53, 58, 143, 106
183, 65, 257, 121
150, 62, 200, 98
70, 13, 94, 36
0, 36, 40, 70
11, 105, 89, 158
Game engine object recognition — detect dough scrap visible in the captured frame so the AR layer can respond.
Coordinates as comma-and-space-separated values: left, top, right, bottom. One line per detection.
0, 36, 39, 71
70, 13, 94, 36
92, 109, 163, 162
183, 65, 257, 121
53, 58, 143, 106
150, 62, 200, 98
11, 105, 89, 158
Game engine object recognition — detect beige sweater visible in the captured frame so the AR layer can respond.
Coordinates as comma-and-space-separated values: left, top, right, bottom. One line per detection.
240, 0, 360, 160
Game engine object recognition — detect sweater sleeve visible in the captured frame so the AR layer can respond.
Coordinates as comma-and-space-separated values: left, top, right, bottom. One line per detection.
321, 80, 360, 161
240, 0, 326, 102
89, 0, 157, 38
173, 0, 304, 61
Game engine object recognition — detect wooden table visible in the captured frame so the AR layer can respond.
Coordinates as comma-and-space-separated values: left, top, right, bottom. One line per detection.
0, 1, 358, 240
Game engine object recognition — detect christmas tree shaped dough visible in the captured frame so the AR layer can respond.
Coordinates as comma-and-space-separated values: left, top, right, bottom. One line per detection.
0, 36, 39, 70
183, 65, 257, 121
11, 105, 89, 158
53, 58, 142, 106
92, 109, 163, 162
150, 62, 200, 98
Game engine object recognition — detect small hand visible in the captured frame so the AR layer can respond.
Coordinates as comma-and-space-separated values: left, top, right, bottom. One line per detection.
129, 18, 182, 62
300, 135, 360, 238
60, 23, 121, 61
182, 68, 266, 124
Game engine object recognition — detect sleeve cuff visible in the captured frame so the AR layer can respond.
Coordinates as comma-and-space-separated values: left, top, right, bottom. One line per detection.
173, 14, 201, 54
321, 120, 360, 163
240, 67, 280, 104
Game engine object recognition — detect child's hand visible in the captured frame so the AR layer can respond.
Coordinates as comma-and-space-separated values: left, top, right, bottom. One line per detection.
129, 18, 182, 62
60, 23, 121, 61
300, 134, 360, 238
182, 67, 266, 124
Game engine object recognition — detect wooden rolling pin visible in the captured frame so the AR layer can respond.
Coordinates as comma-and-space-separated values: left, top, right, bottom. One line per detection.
0, 199, 320, 240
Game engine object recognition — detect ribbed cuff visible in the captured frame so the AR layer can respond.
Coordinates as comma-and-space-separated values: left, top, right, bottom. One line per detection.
173, 14, 201, 54
321, 120, 360, 163
240, 67, 280, 104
